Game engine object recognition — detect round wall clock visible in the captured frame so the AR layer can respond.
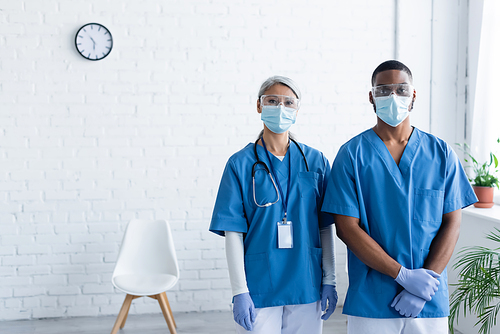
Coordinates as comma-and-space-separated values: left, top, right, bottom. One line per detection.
75, 23, 113, 61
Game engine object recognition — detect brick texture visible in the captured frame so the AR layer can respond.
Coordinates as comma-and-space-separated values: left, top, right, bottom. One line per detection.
0, 0, 395, 320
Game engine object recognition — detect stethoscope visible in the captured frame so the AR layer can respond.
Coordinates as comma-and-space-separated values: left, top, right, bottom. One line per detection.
252, 137, 309, 208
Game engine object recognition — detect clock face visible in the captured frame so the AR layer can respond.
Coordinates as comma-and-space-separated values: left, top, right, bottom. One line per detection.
75, 23, 113, 61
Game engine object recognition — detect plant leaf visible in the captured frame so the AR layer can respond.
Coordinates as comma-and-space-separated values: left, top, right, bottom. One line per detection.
449, 229, 500, 334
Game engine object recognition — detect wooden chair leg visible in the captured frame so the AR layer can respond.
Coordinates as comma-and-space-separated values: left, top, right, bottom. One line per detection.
120, 299, 133, 329
162, 292, 177, 328
120, 295, 141, 329
111, 294, 134, 334
157, 293, 177, 334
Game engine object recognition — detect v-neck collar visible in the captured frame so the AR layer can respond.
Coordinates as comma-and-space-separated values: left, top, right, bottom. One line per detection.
398, 128, 421, 176
365, 127, 421, 184
256, 142, 291, 179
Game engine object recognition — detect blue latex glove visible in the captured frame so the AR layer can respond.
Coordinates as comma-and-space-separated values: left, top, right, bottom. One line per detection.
391, 289, 426, 318
233, 292, 256, 331
320, 284, 338, 320
394, 266, 440, 301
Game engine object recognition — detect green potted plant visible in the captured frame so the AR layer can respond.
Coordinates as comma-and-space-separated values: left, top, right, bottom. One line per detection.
449, 228, 500, 334
456, 139, 499, 208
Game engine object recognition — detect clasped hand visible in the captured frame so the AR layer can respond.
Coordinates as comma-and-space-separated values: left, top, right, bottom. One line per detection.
395, 267, 440, 301
391, 289, 426, 318
392, 267, 440, 318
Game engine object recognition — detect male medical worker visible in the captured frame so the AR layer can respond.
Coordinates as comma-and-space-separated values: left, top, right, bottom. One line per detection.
322, 60, 477, 334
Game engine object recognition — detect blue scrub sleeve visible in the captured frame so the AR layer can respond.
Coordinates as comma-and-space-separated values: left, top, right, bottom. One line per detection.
322, 146, 360, 219
443, 146, 478, 214
319, 154, 336, 228
209, 159, 249, 236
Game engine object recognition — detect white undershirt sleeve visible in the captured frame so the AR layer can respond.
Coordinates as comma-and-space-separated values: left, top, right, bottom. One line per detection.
225, 231, 249, 296
320, 224, 337, 286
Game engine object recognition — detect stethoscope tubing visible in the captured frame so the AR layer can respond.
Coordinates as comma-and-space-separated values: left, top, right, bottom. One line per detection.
251, 137, 309, 208
253, 137, 309, 173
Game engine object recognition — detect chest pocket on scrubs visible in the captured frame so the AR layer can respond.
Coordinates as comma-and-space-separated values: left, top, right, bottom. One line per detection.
298, 172, 320, 199
413, 188, 445, 223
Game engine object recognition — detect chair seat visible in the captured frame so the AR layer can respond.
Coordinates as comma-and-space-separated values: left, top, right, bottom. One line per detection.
113, 274, 178, 296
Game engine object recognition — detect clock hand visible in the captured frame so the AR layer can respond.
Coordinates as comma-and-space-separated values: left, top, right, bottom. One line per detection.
89, 36, 97, 50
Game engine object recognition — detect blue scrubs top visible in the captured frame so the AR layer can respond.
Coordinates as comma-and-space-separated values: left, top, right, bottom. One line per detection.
322, 128, 477, 318
210, 141, 334, 308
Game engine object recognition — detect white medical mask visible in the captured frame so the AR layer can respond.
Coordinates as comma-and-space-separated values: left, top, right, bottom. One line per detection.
374, 94, 412, 127
261, 105, 297, 134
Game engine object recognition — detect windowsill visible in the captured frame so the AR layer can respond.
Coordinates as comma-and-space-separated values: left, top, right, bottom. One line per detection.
463, 205, 500, 223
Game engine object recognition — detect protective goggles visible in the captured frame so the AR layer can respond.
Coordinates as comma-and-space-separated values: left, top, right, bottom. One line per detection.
371, 84, 414, 98
260, 94, 300, 110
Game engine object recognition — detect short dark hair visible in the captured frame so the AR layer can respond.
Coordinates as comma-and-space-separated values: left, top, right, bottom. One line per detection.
371, 60, 413, 86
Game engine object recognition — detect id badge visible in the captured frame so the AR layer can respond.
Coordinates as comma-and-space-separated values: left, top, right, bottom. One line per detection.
277, 221, 293, 249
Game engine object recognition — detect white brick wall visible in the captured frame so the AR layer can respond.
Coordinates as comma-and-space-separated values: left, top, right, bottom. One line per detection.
0, 0, 398, 321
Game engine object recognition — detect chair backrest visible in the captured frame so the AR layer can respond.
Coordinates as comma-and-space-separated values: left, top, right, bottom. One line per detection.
112, 219, 179, 279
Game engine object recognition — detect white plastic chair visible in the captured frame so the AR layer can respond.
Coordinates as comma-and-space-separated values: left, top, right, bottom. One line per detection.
110, 219, 180, 334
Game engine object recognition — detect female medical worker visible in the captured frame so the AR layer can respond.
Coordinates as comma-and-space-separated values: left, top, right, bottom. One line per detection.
209, 76, 337, 333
